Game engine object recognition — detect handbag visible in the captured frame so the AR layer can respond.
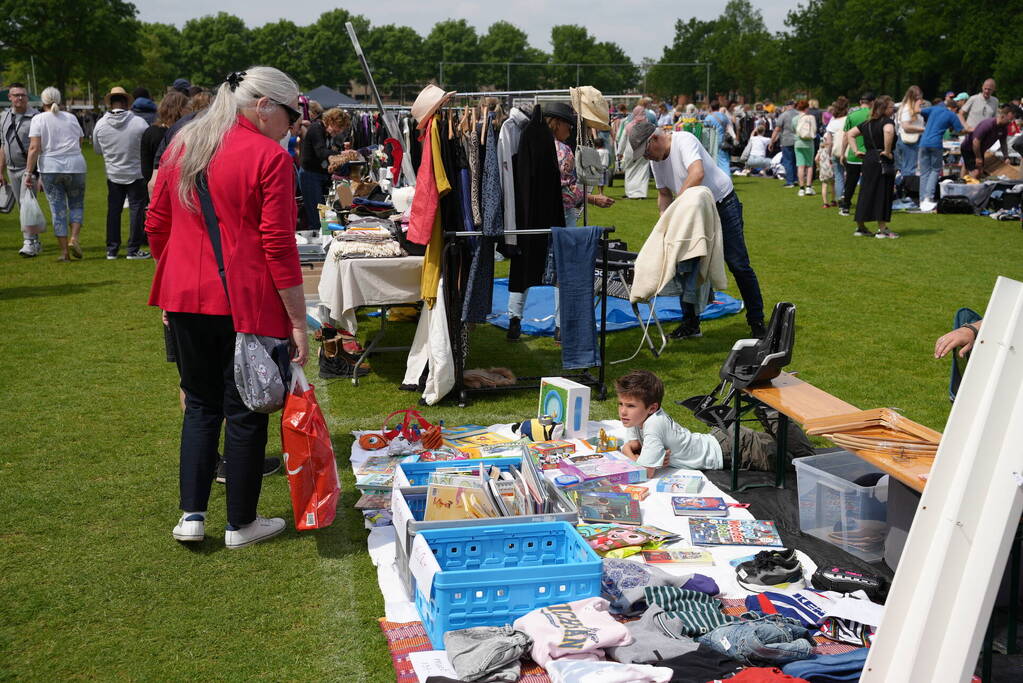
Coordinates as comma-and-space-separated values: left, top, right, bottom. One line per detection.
282, 364, 340, 530
575, 144, 606, 187
868, 122, 896, 178
0, 183, 15, 213
197, 173, 291, 414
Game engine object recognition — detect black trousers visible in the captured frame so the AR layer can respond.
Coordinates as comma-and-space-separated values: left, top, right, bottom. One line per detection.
841, 162, 862, 211
167, 312, 268, 526
106, 179, 148, 253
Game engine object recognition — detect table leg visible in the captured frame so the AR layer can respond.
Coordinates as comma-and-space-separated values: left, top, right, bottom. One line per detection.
1008, 522, 1021, 654
776, 413, 789, 489
982, 618, 994, 682
731, 390, 741, 492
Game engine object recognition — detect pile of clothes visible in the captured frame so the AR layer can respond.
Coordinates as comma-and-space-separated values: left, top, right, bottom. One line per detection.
332, 224, 404, 260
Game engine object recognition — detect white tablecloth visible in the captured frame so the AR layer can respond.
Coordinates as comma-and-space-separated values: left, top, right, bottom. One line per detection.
317, 247, 423, 332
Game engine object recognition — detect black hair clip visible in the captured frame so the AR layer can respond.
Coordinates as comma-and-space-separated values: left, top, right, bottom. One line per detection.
226, 71, 247, 91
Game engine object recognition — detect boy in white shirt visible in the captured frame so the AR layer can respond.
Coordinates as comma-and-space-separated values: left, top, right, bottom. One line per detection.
616, 369, 775, 477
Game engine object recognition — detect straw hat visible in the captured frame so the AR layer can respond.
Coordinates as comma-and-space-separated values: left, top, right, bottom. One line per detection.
412, 84, 455, 129
104, 86, 134, 108
571, 86, 610, 131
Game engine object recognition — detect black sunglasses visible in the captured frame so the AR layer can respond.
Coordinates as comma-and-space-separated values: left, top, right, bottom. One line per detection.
272, 99, 301, 126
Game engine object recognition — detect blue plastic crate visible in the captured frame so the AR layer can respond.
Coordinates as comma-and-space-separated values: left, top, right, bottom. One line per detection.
395, 456, 522, 487
412, 521, 602, 649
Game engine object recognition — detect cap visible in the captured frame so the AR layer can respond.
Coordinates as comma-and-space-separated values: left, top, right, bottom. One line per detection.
172, 78, 191, 94
543, 101, 575, 124
860, 91, 876, 102
945, 90, 956, 98
954, 92, 969, 102
628, 120, 657, 157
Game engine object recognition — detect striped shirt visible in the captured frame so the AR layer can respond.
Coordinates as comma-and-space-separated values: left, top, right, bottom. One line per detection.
644, 586, 738, 636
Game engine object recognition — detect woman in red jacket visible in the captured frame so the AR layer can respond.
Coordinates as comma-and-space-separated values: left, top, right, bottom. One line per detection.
146, 66, 307, 549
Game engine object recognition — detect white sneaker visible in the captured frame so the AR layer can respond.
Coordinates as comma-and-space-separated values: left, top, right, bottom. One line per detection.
918, 199, 937, 213
225, 516, 285, 549
805, 187, 815, 196
172, 513, 206, 542
797, 188, 806, 196
18, 239, 38, 257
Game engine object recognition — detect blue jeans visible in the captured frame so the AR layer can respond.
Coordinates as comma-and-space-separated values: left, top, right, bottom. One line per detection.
297, 168, 328, 229
918, 146, 944, 202
40, 172, 86, 237
896, 139, 919, 177
717, 192, 763, 325
698, 614, 814, 666
832, 157, 846, 200
781, 146, 797, 185
553, 225, 602, 369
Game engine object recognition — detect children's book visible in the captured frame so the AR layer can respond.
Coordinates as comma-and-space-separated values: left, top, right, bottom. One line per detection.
576, 524, 655, 554
417, 448, 470, 462
641, 549, 715, 566
573, 490, 643, 525
424, 482, 499, 521
655, 474, 705, 494
688, 518, 784, 547
672, 496, 729, 517
528, 440, 576, 469
558, 452, 646, 486
355, 456, 397, 477
354, 493, 391, 510
355, 473, 394, 493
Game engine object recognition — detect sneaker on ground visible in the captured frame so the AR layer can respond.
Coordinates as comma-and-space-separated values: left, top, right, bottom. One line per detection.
876, 230, 900, 239
742, 547, 798, 567
918, 199, 937, 213
506, 316, 522, 342
669, 320, 702, 339
126, 249, 152, 260
853, 229, 874, 237
797, 187, 806, 196
18, 239, 39, 257
736, 556, 806, 592
106, 251, 118, 260
172, 512, 206, 542
805, 187, 815, 195
225, 516, 285, 549
782, 183, 795, 188
838, 208, 850, 216
69, 242, 83, 259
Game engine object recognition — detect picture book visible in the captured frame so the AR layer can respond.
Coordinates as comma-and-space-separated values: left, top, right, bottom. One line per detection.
655, 475, 706, 494
688, 518, 784, 547
355, 473, 394, 493
354, 493, 391, 510
641, 549, 715, 566
672, 496, 729, 517
633, 524, 684, 542
573, 490, 643, 525
417, 448, 470, 462
528, 440, 576, 469
576, 524, 655, 554
448, 431, 516, 447
424, 482, 499, 521
355, 456, 397, 477
558, 452, 646, 486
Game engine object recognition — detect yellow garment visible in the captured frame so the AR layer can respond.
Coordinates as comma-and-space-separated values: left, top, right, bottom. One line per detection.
420, 117, 451, 307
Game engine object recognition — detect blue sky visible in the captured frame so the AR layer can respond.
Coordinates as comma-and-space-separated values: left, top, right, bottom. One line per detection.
131, 1, 796, 63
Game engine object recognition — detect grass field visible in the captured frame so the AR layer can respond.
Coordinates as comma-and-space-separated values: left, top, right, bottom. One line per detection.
1, 144, 1020, 680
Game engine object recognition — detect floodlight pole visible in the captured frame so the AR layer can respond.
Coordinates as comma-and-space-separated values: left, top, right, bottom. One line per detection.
346, 21, 416, 187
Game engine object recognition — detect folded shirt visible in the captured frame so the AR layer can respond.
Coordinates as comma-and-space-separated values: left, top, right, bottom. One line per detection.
512, 597, 632, 667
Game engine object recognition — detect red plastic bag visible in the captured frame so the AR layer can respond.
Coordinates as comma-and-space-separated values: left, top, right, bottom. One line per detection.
281, 366, 340, 530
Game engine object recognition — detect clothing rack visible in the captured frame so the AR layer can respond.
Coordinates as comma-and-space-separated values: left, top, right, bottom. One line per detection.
441, 226, 613, 408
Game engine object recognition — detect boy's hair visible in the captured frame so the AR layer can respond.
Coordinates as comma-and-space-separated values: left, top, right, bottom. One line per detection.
594, 137, 605, 148
614, 370, 664, 407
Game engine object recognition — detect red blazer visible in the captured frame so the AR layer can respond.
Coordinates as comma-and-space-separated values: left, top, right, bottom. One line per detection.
146, 115, 302, 339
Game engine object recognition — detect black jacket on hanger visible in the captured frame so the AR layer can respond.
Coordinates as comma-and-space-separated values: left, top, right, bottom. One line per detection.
508, 105, 563, 293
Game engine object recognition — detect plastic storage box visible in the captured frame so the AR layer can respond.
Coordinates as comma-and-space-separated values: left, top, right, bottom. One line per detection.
392, 478, 579, 597
793, 450, 889, 562
411, 521, 602, 649
394, 456, 523, 488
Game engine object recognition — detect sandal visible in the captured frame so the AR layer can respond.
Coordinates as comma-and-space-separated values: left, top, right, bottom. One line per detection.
69, 242, 83, 259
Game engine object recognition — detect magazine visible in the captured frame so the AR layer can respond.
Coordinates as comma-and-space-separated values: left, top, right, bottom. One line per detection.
641, 549, 715, 566
573, 490, 643, 525
688, 518, 784, 547
655, 474, 705, 494
671, 496, 729, 517
354, 456, 397, 477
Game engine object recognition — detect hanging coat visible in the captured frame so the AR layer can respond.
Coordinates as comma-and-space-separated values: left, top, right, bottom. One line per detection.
508, 105, 563, 293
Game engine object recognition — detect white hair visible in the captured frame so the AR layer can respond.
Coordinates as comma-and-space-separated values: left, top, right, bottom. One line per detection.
41, 87, 62, 114
167, 65, 299, 212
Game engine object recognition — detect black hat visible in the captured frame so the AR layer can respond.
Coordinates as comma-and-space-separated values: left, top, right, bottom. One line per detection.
861, 91, 876, 102
544, 102, 575, 124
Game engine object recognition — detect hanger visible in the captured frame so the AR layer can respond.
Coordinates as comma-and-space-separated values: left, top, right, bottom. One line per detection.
459, 105, 471, 135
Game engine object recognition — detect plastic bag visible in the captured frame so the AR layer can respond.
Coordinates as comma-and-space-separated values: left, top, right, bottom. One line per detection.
281, 365, 339, 530
20, 185, 46, 234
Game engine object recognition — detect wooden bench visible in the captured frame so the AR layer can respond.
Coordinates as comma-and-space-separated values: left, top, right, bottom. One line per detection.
732, 371, 933, 493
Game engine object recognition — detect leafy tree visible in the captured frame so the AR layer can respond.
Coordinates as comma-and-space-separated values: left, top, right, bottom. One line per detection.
647, 18, 717, 98
305, 9, 370, 93
0, 0, 140, 94
480, 21, 547, 91
251, 20, 311, 88
363, 24, 429, 97
423, 19, 479, 91
130, 22, 184, 98
548, 25, 637, 92
179, 12, 252, 87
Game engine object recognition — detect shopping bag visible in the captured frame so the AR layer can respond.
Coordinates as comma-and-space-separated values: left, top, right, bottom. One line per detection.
281, 365, 340, 530
20, 185, 46, 234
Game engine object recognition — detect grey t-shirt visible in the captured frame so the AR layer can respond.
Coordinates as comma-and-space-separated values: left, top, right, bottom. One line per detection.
776, 108, 799, 146
962, 94, 999, 129
626, 408, 723, 471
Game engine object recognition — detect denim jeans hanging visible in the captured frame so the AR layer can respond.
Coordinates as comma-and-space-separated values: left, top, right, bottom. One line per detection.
553, 225, 602, 369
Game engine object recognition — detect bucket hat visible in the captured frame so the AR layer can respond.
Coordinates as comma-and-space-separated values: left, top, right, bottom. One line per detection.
570, 86, 610, 131
412, 84, 455, 128
104, 86, 133, 108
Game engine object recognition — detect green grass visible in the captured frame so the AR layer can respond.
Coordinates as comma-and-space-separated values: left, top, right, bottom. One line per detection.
1, 146, 1020, 680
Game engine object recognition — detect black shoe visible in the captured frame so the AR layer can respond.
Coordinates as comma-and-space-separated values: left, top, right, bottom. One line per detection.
126, 249, 152, 260
216, 456, 282, 484
318, 345, 370, 379
750, 321, 767, 339
669, 320, 702, 339
506, 316, 522, 342
553, 326, 561, 344
736, 554, 805, 592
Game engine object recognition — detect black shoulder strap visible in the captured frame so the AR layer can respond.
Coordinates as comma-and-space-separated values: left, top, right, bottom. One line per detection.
196, 172, 230, 302
3, 111, 27, 158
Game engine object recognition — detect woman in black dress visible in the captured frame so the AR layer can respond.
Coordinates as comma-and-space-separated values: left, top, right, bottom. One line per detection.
846, 96, 898, 238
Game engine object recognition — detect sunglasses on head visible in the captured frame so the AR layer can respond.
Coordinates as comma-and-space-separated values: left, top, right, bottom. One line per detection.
271, 99, 300, 125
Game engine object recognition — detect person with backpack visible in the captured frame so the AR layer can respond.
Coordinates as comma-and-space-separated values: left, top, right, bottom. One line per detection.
793, 100, 817, 196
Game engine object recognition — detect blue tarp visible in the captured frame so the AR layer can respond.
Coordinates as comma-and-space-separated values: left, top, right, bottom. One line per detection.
486, 278, 743, 337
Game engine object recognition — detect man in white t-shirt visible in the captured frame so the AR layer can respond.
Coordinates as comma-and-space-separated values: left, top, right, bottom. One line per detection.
959, 79, 999, 132
629, 120, 765, 340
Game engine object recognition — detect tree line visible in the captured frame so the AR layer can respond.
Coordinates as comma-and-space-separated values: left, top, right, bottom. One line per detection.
1, 0, 1020, 106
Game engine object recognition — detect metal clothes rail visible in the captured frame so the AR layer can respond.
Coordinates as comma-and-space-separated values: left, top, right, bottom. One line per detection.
441, 226, 614, 407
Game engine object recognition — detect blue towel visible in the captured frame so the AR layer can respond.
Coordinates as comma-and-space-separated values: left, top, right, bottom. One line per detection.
552, 226, 602, 369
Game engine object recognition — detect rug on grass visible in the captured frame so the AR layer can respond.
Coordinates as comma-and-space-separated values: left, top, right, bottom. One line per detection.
380, 598, 857, 682
487, 278, 742, 337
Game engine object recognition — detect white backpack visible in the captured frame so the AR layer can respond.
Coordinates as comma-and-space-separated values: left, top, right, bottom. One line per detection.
796, 113, 816, 141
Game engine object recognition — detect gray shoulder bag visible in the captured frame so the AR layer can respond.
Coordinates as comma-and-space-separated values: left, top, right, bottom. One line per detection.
197, 173, 292, 413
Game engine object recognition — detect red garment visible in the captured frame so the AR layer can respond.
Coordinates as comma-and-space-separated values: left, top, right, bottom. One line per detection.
405, 118, 437, 245
711, 667, 810, 682
146, 114, 302, 338
383, 137, 404, 185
